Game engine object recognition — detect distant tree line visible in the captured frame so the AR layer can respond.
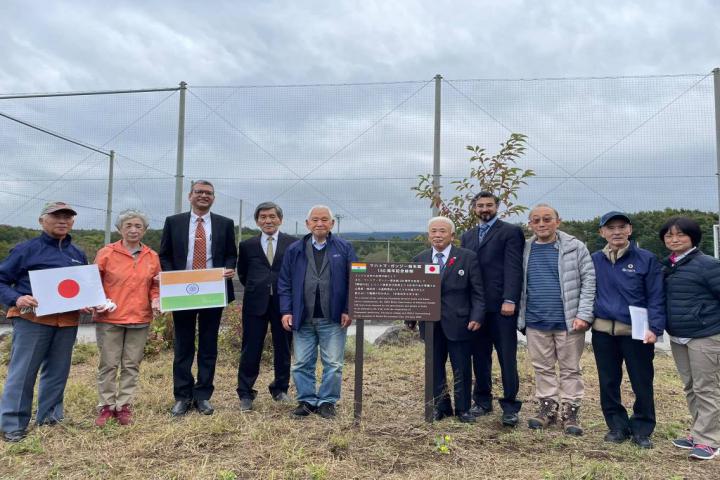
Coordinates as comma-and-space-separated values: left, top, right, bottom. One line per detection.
1, 208, 717, 264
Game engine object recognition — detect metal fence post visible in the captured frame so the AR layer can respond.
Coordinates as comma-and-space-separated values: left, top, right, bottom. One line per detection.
432, 74, 442, 217
104, 150, 115, 244
174, 81, 187, 214
713, 68, 720, 257
238, 199, 243, 241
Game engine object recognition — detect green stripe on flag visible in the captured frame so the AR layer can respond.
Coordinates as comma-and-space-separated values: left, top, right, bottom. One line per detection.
161, 293, 226, 311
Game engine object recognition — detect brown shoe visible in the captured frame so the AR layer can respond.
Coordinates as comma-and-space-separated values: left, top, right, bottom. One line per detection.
560, 403, 583, 436
527, 398, 558, 429
116, 405, 133, 426
95, 405, 115, 427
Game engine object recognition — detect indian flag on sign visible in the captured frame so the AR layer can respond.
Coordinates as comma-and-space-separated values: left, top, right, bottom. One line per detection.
160, 268, 227, 312
351, 263, 367, 273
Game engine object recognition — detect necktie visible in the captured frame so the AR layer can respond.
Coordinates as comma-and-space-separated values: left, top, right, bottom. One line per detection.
266, 236, 274, 264
478, 223, 491, 243
435, 252, 445, 271
192, 217, 207, 269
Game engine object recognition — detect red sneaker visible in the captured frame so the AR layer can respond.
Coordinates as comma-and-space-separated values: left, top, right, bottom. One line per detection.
116, 404, 133, 426
95, 405, 115, 427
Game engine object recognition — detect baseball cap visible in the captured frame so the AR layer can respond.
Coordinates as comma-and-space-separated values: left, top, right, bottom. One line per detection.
40, 201, 78, 216
599, 211, 631, 227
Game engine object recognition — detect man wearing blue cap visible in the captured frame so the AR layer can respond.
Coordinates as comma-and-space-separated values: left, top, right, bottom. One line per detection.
591, 211, 666, 449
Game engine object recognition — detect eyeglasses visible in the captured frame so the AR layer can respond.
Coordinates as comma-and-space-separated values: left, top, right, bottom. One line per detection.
529, 217, 557, 225
192, 190, 214, 196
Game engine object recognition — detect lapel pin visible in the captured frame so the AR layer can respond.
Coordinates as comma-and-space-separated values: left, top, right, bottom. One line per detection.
458, 269, 465, 276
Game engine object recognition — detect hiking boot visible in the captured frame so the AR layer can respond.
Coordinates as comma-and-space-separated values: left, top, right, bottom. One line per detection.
527, 399, 558, 430
95, 405, 115, 427
560, 403, 583, 436
116, 405, 133, 426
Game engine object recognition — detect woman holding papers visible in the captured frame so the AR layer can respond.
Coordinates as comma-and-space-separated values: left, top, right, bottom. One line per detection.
0, 202, 88, 443
660, 217, 720, 461
93, 209, 161, 427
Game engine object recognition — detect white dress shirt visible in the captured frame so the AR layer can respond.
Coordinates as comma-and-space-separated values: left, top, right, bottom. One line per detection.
261, 231, 279, 258
431, 244, 452, 264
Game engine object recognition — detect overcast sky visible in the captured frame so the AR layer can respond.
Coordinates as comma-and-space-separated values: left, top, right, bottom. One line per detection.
1, 0, 719, 232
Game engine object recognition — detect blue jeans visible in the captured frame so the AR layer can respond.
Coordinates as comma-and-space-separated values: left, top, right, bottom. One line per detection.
0, 317, 77, 433
292, 317, 347, 406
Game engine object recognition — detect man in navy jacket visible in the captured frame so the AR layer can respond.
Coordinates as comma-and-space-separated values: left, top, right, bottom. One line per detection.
461, 192, 524, 426
277, 205, 357, 419
591, 211, 665, 449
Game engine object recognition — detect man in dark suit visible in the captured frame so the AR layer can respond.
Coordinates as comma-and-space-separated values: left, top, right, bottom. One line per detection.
159, 180, 237, 417
410, 216, 485, 423
236, 202, 295, 411
460, 191, 525, 427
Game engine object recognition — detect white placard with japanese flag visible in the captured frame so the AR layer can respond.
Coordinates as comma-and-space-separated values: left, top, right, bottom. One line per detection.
29, 265, 107, 316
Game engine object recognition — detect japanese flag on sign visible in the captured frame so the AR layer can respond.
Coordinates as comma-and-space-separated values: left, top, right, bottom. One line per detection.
424, 264, 440, 274
29, 265, 106, 316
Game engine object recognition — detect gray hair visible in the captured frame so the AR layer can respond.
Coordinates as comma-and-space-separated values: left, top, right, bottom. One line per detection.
115, 209, 150, 230
254, 202, 284, 221
529, 203, 560, 219
191, 179, 214, 190
427, 216, 455, 233
306, 205, 334, 221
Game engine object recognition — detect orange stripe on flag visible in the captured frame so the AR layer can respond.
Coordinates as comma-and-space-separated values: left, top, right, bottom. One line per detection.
161, 268, 225, 285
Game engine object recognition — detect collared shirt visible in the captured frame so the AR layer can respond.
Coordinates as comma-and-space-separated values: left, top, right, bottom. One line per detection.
431, 244, 452, 265
312, 236, 327, 251
261, 231, 279, 257
185, 211, 213, 270
478, 215, 499, 240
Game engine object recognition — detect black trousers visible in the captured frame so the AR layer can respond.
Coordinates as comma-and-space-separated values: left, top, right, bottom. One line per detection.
472, 311, 521, 413
592, 330, 656, 436
236, 298, 292, 399
431, 323, 472, 415
172, 307, 223, 401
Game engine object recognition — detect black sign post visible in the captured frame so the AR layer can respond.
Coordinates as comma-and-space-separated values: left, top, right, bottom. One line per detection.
349, 262, 441, 423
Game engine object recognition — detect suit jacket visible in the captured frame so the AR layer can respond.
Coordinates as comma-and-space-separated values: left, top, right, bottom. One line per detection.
460, 219, 525, 312
237, 231, 296, 316
159, 211, 238, 303
414, 245, 485, 342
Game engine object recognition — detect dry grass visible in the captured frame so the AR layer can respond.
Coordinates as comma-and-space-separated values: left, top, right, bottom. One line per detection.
1, 337, 719, 480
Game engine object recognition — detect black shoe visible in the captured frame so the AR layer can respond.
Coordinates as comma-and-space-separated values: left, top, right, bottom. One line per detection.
170, 399, 192, 417
632, 435, 653, 449
2, 430, 27, 442
456, 411, 477, 423
604, 430, 630, 444
291, 402, 315, 418
239, 397, 253, 411
433, 409, 451, 421
194, 399, 214, 415
317, 403, 336, 419
469, 404, 492, 417
272, 392, 292, 403
502, 412, 519, 427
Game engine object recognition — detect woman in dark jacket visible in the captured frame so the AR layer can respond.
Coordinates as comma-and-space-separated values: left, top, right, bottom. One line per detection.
660, 217, 720, 461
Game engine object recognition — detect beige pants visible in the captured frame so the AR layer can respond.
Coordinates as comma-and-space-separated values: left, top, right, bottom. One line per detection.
526, 327, 586, 404
96, 323, 150, 409
670, 334, 720, 448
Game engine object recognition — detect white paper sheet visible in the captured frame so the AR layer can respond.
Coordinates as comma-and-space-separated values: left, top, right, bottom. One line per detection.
29, 265, 106, 316
628, 305, 649, 341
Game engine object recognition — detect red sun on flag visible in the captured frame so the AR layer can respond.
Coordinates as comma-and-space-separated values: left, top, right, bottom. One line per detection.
428, 266, 436, 272
57, 279, 80, 298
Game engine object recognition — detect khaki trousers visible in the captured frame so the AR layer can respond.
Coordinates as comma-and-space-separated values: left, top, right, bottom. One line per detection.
670, 334, 720, 448
96, 323, 149, 409
526, 327, 586, 404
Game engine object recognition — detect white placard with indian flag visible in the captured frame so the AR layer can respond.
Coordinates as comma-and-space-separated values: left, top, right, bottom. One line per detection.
159, 268, 227, 312
29, 264, 107, 316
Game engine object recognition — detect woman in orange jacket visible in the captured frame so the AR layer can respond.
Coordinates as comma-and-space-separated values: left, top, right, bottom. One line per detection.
93, 209, 160, 426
